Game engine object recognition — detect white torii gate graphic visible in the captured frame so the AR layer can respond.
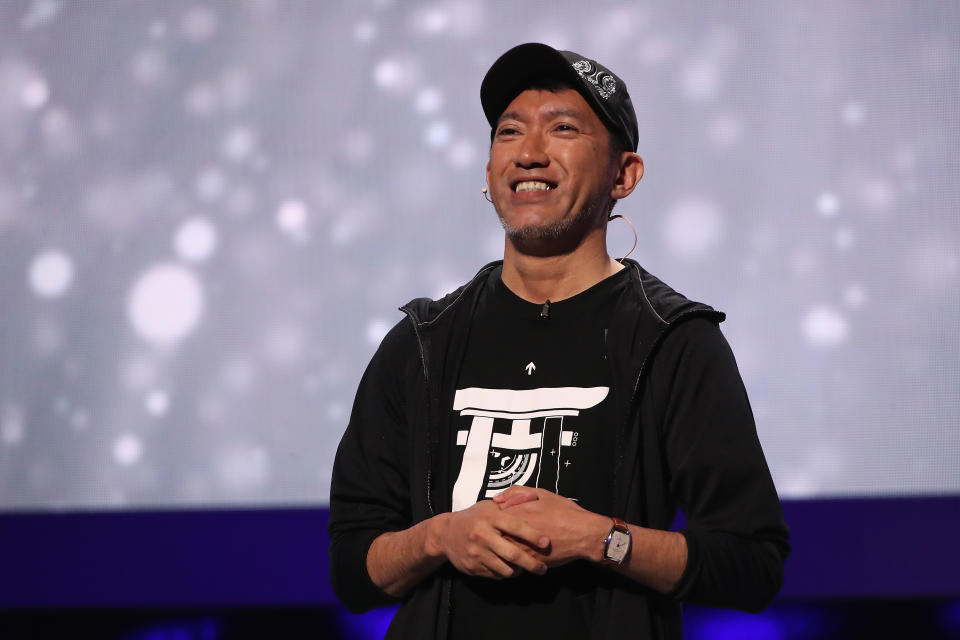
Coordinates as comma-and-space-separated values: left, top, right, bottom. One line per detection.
451, 386, 608, 511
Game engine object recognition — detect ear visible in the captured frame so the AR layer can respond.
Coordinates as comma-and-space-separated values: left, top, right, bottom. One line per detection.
485, 160, 492, 190
610, 152, 644, 201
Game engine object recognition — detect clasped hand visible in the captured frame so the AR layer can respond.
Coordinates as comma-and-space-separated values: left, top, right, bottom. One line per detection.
434, 486, 601, 579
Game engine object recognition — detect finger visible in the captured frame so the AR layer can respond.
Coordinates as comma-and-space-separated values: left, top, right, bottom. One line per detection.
494, 486, 540, 509
488, 536, 548, 575
496, 514, 550, 550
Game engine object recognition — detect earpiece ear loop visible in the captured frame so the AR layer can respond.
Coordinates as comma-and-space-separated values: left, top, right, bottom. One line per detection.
608, 213, 638, 264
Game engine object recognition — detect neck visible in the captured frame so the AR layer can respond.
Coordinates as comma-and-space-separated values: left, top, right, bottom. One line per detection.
501, 227, 624, 304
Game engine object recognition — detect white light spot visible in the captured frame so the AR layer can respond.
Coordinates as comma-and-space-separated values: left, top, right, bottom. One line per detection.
219, 67, 252, 110
432, 280, 460, 301
354, 19, 377, 43
801, 305, 849, 347
302, 374, 321, 394
174, 217, 218, 262
893, 149, 916, 172
1, 406, 25, 446
148, 20, 167, 39
276, 199, 308, 239
816, 192, 839, 217
184, 83, 218, 117
113, 433, 143, 466
221, 126, 256, 162
21, 77, 49, 109
327, 402, 346, 422
54, 396, 70, 415
373, 57, 419, 94
20, 0, 63, 29
662, 198, 724, 259
128, 263, 205, 346
842, 101, 865, 127
640, 34, 675, 66
145, 390, 169, 416
180, 5, 218, 41
707, 113, 741, 148
217, 445, 270, 491
263, 324, 306, 365
40, 107, 79, 156
842, 284, 867, 308
680, 58, 719, 101
448, 139, 476, 170
29, 250, 74, 298
221, 358, 257, 392
195, 166, 226, 201
859, 177, 894, 213
70, 408, 90, 431
340, 129, 374, 166
833, 227, 855, 251
424, 120, 450, 148
374, 59, 401, 88
412, 7, 448, 34
414, 87, 443, 114
129, 48, 168, 86
123, 357, 158, 390
790, 248, 819, 277
366, 319, 390, 346
780, 472, 816, 498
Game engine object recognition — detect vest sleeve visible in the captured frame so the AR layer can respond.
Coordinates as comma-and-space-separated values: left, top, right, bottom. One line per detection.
328, 318, 419, 613
651, 319, 790, 612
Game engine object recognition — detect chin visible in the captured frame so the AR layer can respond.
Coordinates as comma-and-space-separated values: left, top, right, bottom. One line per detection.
501, 218, 586, 258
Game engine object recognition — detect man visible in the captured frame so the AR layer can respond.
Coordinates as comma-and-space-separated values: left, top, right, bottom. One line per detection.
329, 43, 789, 639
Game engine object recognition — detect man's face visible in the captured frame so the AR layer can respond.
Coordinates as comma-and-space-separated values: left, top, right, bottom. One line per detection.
485, 88, 619, 255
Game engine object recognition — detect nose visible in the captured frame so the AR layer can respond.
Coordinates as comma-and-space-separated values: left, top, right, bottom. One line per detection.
515, 129, 549, 169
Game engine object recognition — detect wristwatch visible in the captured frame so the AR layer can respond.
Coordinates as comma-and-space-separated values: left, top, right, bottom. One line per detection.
602, 516, 631, 565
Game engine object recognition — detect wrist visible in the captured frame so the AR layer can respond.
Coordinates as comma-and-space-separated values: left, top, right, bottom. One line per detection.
582, 512, 614, 562
422, 512, 450, 560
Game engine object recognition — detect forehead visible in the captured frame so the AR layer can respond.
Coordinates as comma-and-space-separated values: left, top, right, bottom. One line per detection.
496, 88, 604, 126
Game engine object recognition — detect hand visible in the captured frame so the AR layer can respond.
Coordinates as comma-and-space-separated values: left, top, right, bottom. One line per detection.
494, 486, 609, 567
428, 499, 550, 579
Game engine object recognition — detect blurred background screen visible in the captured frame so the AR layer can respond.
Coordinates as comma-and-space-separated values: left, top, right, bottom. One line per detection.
0, 0, 958, 513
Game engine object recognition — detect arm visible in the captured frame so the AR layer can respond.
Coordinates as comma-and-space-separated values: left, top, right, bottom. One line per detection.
495, 319, 789, 610
494, 487, 687, 593
366, 501, 549, 599
655, 319, 790, 611
329, 320, 548, 612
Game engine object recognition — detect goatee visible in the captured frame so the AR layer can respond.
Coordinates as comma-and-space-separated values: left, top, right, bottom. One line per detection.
496, 200, 608, 257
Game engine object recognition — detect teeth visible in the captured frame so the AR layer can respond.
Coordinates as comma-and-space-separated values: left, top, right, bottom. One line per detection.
514, 181, 553, 193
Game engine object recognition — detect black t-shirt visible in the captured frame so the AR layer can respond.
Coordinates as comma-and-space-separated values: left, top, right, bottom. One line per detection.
448, 266, 629, 638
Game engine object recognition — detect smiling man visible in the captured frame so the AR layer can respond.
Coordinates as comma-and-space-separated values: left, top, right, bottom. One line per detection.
329, 43, 790, 639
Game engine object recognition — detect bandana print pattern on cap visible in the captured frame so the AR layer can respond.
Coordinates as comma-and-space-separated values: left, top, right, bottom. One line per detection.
572, 59, 617, 100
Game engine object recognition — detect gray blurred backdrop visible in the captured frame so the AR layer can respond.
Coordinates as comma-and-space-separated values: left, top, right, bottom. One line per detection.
1, 0, 958, 509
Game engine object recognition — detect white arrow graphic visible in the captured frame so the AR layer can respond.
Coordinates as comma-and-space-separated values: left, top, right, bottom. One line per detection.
525, 362, 536, 375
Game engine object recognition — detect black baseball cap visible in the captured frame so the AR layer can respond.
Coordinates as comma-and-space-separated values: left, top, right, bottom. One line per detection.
480, 42, 639, 152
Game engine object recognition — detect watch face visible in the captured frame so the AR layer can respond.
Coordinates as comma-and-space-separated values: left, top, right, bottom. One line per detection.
607, 530, 630, 563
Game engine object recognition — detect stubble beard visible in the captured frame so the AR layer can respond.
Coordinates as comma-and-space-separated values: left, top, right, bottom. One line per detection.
495, 195, 611, 258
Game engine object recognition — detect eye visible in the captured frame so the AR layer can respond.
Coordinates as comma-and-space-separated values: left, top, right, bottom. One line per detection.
555, 123, 578, 133
496, 126, 519, 137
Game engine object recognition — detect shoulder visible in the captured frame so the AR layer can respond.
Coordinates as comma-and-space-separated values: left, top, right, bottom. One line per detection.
400, 261, 501, 326
623, 261, 725, 324
660, 317, 731, 358
648, 317, 747, 408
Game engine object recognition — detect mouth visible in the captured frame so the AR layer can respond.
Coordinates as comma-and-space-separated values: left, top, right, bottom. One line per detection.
512, 180, 557, 193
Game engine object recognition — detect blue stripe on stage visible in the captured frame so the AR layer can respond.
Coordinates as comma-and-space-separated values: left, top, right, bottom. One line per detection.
0, 496, 956, 608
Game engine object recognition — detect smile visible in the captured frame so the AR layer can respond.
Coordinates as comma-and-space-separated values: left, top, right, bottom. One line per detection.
513, 180, 556, 193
